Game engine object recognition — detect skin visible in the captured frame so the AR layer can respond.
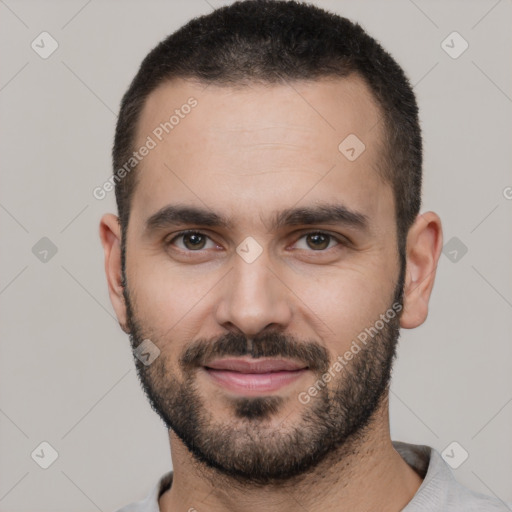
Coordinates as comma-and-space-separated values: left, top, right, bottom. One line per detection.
100, 76, 443, 512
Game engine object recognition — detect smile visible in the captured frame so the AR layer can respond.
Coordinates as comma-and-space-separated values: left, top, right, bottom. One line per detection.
203, 357, 309, 395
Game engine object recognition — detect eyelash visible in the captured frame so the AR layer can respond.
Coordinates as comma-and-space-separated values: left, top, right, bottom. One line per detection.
166, 229, 346, 254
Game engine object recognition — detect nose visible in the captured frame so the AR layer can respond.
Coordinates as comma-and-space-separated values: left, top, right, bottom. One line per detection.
214, 248, 293, 338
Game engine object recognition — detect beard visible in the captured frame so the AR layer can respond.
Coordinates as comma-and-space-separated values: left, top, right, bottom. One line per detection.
122, 263, 405, 485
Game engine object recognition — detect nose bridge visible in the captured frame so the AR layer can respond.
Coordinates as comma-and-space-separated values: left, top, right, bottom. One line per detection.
215, 246, 292, 336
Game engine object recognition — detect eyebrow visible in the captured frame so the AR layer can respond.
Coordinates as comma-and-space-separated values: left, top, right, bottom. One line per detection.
144, 202, 369, 234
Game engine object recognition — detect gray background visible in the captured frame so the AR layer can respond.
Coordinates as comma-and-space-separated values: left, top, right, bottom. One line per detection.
0, 0, 511, 510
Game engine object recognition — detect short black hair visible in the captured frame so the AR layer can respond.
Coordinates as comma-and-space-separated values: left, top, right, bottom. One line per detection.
113, 0, 422, 267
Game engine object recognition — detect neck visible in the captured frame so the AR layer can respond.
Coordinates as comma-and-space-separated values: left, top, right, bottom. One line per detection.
159, 395, 423, 512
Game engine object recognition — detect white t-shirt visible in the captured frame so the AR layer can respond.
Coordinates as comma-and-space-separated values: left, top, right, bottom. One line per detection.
115, 441, 511, 511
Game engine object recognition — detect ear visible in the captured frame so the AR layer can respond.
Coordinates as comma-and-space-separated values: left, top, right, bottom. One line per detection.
400, 211, 443, 329
99, 213, 129, 333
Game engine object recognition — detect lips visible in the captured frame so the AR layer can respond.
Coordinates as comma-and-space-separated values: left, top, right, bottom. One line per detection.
203, 357, 308, 394
205, 358, 307, 373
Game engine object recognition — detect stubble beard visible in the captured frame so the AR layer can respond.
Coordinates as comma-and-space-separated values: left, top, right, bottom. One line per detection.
122, 264, 404, 485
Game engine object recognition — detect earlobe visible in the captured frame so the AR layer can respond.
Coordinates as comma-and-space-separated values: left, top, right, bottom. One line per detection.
99, 213, 129, 332
400, 211, 443, 329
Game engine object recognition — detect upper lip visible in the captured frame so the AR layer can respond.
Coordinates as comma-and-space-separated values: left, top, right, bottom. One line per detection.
204, 358, 307, 373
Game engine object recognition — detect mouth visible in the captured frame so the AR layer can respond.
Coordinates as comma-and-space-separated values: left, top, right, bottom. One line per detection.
203, 357, 309, 395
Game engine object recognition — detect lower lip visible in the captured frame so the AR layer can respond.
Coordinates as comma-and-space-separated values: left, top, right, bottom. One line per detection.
204, 368, 308, 394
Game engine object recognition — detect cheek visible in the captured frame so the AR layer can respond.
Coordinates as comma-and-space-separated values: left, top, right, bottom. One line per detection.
294, 265, 394, 346
126, 251, 220, 330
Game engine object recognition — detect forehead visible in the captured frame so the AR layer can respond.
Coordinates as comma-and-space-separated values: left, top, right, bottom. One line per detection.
130, 76, 392, 231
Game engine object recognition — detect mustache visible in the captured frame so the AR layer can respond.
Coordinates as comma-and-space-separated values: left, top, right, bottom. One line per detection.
180, 330, 330, 373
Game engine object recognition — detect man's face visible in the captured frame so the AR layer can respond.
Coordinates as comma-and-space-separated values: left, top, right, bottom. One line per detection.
122, 76, 402, 483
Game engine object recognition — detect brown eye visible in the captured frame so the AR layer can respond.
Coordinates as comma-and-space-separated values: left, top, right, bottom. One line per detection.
305, 233, 331, 250
181, 232, 207, 250
168, 231, 216, 251
291, 231, 345, 253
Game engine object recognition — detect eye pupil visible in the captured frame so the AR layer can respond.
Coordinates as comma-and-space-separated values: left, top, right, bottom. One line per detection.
306, 233, 329, 250
184, 233, 206, 250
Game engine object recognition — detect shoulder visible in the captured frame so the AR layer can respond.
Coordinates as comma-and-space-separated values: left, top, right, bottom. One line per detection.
393, 441, 512, 511
440, 474, 512, 511
114, 471, 173, 512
